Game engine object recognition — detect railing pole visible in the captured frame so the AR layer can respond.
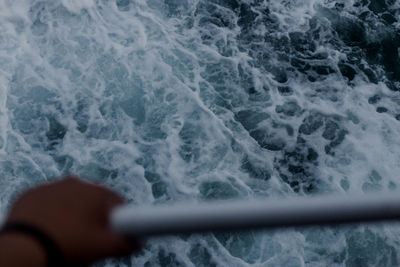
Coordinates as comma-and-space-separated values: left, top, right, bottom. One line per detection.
111, 194, 400, 237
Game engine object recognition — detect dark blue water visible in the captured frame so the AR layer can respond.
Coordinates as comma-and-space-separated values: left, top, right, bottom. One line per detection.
1, 0, 400, 266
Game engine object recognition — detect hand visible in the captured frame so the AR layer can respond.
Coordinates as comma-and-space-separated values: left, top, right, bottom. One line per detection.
4, 176, 142, 265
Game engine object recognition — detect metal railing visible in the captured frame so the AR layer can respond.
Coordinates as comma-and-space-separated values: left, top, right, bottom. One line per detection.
111, 193, 400, 237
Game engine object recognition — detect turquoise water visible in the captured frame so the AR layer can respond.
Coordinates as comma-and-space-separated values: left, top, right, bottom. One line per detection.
1, 0, 400, 266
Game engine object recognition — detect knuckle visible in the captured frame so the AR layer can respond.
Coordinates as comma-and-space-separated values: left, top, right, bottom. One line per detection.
64, 176, 80, 182
107, 191, 124, 204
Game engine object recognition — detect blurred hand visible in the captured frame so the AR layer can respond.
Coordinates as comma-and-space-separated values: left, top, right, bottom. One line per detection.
4, 176, 142, 265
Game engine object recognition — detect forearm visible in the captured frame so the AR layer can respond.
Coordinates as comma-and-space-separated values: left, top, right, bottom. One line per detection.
0, 232, 47, 267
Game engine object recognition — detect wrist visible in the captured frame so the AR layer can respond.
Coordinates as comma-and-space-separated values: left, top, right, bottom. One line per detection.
0, 222, 67, 267
0, 232, 47, 267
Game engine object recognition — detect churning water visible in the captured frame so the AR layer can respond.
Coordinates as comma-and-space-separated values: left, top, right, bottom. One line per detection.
1, 0, 400, 266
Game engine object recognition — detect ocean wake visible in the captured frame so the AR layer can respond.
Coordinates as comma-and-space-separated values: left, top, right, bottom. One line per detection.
1, 0, 400, 266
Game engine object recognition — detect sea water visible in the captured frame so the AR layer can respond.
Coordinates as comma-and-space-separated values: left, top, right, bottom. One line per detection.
0, 0, 400, 266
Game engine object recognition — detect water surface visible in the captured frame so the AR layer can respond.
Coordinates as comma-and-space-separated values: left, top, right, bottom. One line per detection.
1, 0, 400, 266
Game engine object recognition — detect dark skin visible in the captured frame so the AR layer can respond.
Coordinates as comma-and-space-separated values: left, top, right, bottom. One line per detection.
0, 177, 142, 266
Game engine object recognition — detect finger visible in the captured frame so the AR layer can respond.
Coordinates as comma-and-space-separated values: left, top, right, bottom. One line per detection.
105, 191, 124, 206
93, 188, 125, 224
106, 233, 143, 256
93, 230, 142, 259
61, 175, 82, 184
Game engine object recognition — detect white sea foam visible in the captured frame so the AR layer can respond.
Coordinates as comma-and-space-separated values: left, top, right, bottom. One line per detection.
1, 0, 400, 266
